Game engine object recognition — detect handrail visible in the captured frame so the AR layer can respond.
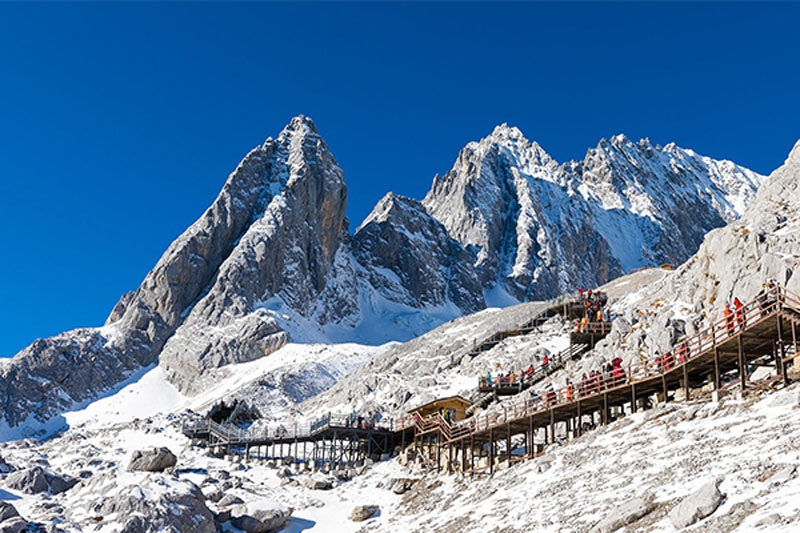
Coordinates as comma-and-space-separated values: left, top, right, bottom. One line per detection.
184, 410, 396, 447
478, 342, 588, 393
445, 285, 800, 442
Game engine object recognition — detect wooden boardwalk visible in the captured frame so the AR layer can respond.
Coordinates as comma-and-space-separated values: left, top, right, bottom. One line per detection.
183, 413, 396, 468
400, 286, 800, 474
184, 286, 799, 476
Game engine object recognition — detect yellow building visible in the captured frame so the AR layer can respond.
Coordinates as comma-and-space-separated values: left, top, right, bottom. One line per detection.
409, 395, 472, 423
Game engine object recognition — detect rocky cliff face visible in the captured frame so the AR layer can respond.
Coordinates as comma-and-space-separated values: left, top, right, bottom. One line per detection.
159, 117, 353, 395
423, 126, 764, 301
352, 193, 485, 315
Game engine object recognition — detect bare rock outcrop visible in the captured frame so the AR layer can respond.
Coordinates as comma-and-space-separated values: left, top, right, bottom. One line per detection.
127, 447, 177, 472
159, 116, 352, 395
231, 500, 293, 533
669, 480, 724, 529
351, 504, 379, 522
4, 466, 76, 495
353, 193, 484, 314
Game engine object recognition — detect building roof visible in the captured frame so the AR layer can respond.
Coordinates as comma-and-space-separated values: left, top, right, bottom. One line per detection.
409, 395, 471, 413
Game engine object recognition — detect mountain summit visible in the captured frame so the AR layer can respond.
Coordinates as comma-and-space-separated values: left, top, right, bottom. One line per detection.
423, 127, 762, 301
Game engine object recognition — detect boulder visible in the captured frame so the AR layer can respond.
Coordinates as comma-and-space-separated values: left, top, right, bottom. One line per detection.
4, 466, 76, 495
592, 495, 653, 533
201, 486, 223, 503
90, 476, 215, 533
218, 494, 244, 507
0, 517, 27, 533
0, 456, 14, 474
669, 480, 724, 529
304, 473, 334, 490
231, 500, 293, 533
351, 505, 379, 522
0, 502, 20, 522
388, 478, 418, 495
127, 447, 177, 472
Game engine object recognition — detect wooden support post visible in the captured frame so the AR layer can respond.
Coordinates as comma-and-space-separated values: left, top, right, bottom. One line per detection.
470, 433, 475, 472
791, 321, 798, 385
662, 374, 668, 404
777, 315, 787, 384
506, 422, 512, 464
576, 401, 582, 437
436, 432, 441, 473
489, 427, 494, 474
630, 383, 636, 414
683, 363, 690, 401
602, 393, 609, 425
713, 346, 721, 392
549, 408, 555, 444
738, 333, 747, 391
529, 416, 534, 457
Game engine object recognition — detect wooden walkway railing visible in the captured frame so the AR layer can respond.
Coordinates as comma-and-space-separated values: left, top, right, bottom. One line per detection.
403, 286, 800, 457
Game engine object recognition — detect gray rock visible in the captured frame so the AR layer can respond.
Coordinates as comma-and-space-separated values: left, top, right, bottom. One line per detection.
592, 495, 653, 533
304, 474, 333, 490
669, 480, 724, 529
127, 447, 177, 472
201, 485, 223, 503
218, 494, 244, 507
0, 502, 20, 522
0, 456, 14, 474
90, 477, 215, 533
388, 478, 418, 495
275, 467, 293, 479
351, 504, 379, 522
0, 517, 27, 533
755, 513, 783, 527
231, 501, 293, 533
4, 466, 76, 495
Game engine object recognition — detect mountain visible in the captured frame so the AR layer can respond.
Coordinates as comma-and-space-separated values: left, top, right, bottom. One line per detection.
424, 125, 763, 302
0, 117, 767, 431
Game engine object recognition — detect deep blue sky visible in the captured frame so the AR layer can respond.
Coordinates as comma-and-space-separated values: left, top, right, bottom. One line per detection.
1, 2, 798, 357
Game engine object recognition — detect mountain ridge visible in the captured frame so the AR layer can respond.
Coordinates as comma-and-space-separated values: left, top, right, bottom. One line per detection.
0, 116, 769, 430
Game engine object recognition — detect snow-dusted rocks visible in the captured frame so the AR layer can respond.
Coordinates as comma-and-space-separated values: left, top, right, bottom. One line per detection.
84, 475, 216, 533
350, 504, 379, 522
423, 124, 763, 301
4, 466, 76, 495
668, 479, 724, 529
230, 500, 293, 533
127, 447, 177, 472
592, 494, 654, 532
304, 472, 335, 490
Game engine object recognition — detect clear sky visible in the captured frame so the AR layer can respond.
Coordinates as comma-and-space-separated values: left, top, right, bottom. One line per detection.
1, 2, 798, 357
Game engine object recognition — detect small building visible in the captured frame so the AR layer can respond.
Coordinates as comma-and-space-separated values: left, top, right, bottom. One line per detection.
408, 395, 472, 423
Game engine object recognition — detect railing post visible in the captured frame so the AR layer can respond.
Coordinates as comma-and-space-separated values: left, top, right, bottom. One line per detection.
738, 332, 747, 392
776, 313, 787, 383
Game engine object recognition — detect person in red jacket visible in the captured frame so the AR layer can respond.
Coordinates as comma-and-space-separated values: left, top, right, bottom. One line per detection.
723, 303, 734, 334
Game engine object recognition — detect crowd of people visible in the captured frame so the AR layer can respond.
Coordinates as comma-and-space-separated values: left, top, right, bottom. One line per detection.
470, 282, 788, 429
480, 351, 563, 390
479, 288, 609, 391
